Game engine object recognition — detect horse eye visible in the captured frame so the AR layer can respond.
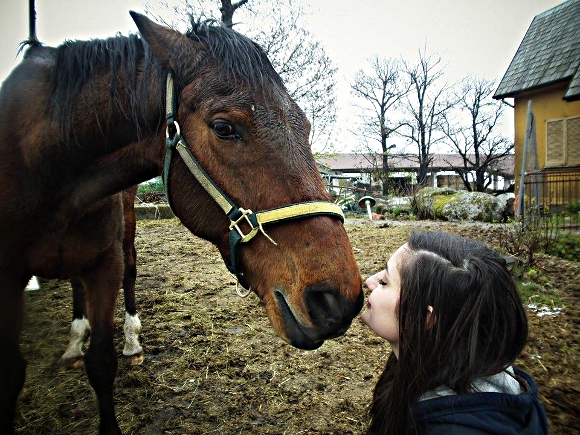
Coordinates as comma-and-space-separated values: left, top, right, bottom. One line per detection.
211, 120, 238, 140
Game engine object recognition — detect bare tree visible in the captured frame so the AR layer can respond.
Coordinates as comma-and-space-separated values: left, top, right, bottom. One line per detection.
401, 50, 455, 186
442, 77, 513, 192
144, 0, 338, 151
246, 2, 337, 150
144, 1, 204, 29
219, 0, 249, 27
350, 56, 409, 194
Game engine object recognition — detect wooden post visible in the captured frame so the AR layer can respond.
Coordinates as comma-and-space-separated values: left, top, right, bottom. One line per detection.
517, 101, 532, 217
29, 0, 37, 42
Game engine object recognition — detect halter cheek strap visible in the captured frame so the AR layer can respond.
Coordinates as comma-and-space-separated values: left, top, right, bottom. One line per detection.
163, 73, 344, 293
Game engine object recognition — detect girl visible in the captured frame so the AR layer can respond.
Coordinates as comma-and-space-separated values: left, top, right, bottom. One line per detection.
361, 231, 548, 434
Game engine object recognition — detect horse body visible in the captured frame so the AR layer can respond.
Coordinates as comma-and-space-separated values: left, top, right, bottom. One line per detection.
0, 45, 136, 275
0, 12, 363, 435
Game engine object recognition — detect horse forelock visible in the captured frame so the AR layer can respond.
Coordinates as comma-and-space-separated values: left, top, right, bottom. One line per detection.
185, 20, 284, 92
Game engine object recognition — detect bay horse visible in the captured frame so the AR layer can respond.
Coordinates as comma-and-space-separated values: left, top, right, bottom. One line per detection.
63, 186, 144, 367
0, 12, 363, 435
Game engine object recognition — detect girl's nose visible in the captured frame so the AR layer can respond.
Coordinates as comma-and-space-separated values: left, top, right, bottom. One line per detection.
365, 276, 378, 291
365, 270, 385, 292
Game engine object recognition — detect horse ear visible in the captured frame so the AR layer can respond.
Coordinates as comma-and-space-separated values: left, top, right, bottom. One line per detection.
129, 11, 191, 69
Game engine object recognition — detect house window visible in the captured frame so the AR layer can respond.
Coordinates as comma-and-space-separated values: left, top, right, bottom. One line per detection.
546, 115, 580, 167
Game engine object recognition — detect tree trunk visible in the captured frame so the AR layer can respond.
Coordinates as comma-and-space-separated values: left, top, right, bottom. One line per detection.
220, 0, 249, 27
382, 152, 389, 195
417, 159, 430, 186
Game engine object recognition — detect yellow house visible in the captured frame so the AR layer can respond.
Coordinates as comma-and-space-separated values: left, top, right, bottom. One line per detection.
494, 0, 580, 214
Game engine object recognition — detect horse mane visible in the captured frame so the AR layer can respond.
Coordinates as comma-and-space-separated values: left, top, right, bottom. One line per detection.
49, 17, 284, 143
51, 34, 163, 143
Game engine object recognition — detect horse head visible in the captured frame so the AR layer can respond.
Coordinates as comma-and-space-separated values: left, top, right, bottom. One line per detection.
131, 12, 363, 350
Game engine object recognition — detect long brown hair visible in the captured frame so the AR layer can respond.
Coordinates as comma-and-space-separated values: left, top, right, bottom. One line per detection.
368, 231, 528, 434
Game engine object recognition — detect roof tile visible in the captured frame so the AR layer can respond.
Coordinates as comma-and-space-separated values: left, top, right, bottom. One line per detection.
493, 0, 580, 101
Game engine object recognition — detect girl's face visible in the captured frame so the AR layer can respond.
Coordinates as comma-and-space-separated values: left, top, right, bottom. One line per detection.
360, 243, 408, 358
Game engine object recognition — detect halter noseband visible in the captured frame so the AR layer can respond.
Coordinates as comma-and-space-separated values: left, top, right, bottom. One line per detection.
163, 73, 344, 295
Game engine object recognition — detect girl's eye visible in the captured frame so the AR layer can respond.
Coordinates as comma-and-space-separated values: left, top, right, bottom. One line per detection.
378, 279, 387, 286
211, 120, 240, 140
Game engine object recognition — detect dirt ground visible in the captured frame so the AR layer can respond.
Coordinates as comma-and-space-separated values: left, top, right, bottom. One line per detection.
16, 218, 580, 434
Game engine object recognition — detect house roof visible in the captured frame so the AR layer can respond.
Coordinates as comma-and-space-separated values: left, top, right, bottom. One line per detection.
317, 153, 514, 177
493, 0, 580, 101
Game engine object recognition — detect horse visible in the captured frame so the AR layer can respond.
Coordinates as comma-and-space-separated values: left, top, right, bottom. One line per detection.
62, 186, 144, 367
0, 12, 363, 435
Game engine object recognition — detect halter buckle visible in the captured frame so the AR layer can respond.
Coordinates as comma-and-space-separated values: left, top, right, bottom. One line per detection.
229, 208, 260, 242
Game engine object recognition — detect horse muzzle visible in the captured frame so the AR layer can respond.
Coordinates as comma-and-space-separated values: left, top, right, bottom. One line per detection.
274, 283, 364, 350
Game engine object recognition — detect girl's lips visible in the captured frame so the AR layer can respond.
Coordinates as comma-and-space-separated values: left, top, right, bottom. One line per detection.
366, 301, 371, 309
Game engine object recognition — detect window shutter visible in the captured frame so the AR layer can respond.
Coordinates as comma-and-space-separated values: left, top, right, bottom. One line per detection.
546, 119, 565, 166
567, 116, 580, 165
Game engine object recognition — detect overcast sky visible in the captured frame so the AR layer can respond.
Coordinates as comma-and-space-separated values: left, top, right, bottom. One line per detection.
0, 0, 565, 150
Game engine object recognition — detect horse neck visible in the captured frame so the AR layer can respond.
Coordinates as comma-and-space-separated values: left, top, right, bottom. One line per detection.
45, 42, 168, 205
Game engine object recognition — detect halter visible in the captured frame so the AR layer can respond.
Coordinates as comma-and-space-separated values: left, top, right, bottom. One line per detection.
162, 73, 344, 296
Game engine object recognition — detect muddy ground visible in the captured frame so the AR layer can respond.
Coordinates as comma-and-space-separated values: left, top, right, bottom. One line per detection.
16, 218, 580, 434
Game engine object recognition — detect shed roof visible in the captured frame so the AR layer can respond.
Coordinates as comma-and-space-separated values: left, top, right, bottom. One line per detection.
493, 0, 580, 101
317, 153, 514, 177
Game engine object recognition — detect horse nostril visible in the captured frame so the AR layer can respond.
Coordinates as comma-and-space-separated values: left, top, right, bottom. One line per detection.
304, 283, 352, 328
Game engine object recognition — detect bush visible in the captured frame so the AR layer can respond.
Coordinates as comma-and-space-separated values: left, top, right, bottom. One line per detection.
503, 198, 580, 265
504, 216, 558, 266
138, 177, 165, 202
390, 206, 406, 217
375, 204, 386, 215
546, 234, 580, 263
565, 200, 580, 214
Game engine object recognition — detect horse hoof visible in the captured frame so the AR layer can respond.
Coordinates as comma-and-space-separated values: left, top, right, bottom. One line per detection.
61, 356, 84, 369
123, 352, 144, 366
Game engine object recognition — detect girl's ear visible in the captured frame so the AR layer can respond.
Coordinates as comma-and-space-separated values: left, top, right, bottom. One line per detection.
426, 305, 437, 329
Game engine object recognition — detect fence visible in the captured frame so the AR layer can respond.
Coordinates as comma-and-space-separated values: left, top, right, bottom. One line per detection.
522, 169, 580, 231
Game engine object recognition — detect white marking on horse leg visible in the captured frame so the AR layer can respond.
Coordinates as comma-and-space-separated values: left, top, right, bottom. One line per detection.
25, 276, 40, 291
62, 316, 91, 360
123, 312, 143, 356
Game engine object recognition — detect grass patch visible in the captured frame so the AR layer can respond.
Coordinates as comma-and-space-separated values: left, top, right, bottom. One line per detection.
516, 279, 565, 308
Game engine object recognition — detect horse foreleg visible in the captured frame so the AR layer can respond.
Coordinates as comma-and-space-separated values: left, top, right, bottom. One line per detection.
0, 273, 29, 435
62, 278, 91, 366
120, 187, 143, 364
82, 249, 123, 435
121, 257, 143, 364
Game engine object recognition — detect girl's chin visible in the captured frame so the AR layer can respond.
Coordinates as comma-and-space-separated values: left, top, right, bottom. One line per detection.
359, 310, 370, 326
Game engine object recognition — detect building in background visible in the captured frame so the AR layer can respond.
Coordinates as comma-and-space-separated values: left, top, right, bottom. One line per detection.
494, 0, 580, 214
317, 153, 514, 197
